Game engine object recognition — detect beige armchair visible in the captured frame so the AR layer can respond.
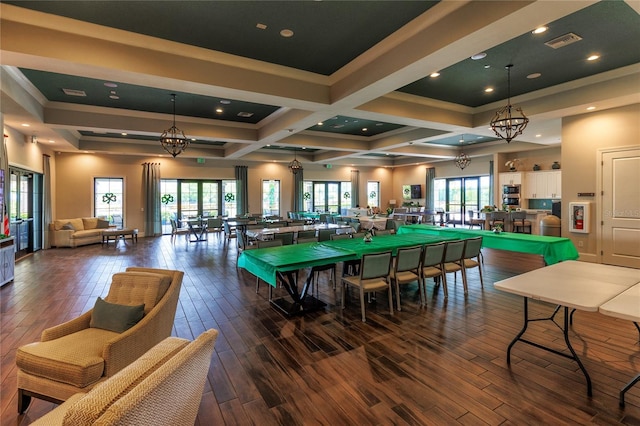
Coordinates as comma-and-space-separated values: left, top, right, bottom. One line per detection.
16, 267, 184, 413
31, 329, 218, 426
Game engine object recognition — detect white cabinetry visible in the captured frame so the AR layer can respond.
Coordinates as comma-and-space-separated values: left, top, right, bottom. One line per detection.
499, 172, 522, 187
0, 237, 15, 286
523, 171, 561, 199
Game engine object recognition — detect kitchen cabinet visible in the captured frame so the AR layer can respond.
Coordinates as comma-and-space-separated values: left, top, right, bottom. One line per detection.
524, 171, 561, 199
499, 172, 522, 187
0, 237, 15, 287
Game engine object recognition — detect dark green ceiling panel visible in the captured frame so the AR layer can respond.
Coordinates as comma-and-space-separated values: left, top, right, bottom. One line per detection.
307, 115, 404, 137
21, 69, 279, 124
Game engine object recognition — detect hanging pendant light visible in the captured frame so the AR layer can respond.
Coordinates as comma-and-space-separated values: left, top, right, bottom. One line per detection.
288, 149, 303, 174
454, 136, 471, 170
490, 64, 529, 143
160, 94, 190, 157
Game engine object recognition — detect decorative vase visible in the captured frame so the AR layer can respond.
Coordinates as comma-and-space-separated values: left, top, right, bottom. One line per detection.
552, 161, 560, 169
533, 164, 540, 171
509, 167, 516, 172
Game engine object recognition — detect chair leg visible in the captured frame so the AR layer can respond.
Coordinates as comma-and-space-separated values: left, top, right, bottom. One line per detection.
388, 286, 394, 316
340, 282, 346, 309
461, 267, 468, 295
18, 389, 31, 414
441, 271, 449, 298
395, 280, 402, 311
359, 288, 367, 322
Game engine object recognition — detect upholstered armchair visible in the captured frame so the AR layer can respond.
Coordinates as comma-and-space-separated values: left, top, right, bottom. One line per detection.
31, 329, 218, 426
16, 267, 184, 413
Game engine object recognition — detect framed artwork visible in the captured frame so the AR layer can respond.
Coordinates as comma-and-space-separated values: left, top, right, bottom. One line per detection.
402, 185, 411, 200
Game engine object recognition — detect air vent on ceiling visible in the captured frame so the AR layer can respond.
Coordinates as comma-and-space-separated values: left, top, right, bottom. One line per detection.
237, 112, 254, 118
62, 88, 87, 97
331, 124, 345, 129
544, 32, 582, 49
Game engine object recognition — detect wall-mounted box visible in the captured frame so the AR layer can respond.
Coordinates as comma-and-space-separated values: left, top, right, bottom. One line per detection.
569, 202, 590, 233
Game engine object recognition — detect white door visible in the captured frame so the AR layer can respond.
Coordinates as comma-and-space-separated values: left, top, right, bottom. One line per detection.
601, 148, 640, 268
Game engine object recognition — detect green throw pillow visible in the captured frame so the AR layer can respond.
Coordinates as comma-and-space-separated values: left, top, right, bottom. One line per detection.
90, 297, 145, 333
61, 222, 75, 230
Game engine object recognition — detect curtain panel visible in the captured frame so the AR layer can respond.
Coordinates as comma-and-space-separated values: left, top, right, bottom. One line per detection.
425, 167, 435, 210
293, 170, 304, 212
43, 155, 52, 248
235, 165, 249, 215
350, 170, 360, 208
143, 162, 161, 236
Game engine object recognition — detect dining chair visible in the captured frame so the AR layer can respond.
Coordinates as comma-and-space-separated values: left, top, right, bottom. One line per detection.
222, 221, 237, 243
297, 229, 316, 238
236, 231, 256, 268
350, 232, 366, 240
373, 229, 392, 236
436, 240, 467, 297
341, 251, 393, 322
169, 219, 189, 242
296, 237, 318, 244
318, 228, 337, 242
467, 210, 484, 229
389, 245, 423, 311
207, 217, 223, 237
458, 236, 484, 288
511, 211, 532, 234
274, 232, 294, 245
420, 242, 446, 303
488, 211, 508, 230
330, 233, 350, 240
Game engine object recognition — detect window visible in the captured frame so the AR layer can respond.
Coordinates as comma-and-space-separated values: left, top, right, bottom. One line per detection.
160, 179, 226, 234
367, 181, 380, 209
94, 178, 123, 227
306, 181, 351, 213
433, 176, 490, 225
222, 180, 237, 218
262, 180, 280, 216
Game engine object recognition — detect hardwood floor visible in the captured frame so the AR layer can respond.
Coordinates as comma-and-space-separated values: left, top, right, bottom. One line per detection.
2, 234, 639, 425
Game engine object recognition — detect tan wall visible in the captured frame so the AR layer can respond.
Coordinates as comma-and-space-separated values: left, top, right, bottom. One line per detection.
562, 103, 640, 262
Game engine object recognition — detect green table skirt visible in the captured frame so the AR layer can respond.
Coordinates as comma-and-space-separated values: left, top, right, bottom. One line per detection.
397, 225, 578, 265
239, 233, 455, 286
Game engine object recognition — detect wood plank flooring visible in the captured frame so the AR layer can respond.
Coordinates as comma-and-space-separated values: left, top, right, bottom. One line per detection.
2, 234, 640, 425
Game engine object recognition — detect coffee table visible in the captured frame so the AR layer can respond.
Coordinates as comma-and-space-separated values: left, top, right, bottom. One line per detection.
102, 228, 138, 245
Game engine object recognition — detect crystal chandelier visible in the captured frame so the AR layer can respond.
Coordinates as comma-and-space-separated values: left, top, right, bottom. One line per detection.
288, 150, 303, 174
160, 94, 189, 157
490, 64, 529, 143
454, 136, 471, 170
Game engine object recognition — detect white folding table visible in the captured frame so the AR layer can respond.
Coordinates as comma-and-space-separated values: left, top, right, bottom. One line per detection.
494, 261, 640, 398
599, 284, 640, 405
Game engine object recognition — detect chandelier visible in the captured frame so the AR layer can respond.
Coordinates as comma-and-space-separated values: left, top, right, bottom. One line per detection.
288, 150, 303, 174
160, 94, 189, 157
490, 64, 529, 143
454, 136, 471, 170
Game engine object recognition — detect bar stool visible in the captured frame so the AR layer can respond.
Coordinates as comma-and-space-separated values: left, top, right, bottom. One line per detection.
511, 211, 532, 234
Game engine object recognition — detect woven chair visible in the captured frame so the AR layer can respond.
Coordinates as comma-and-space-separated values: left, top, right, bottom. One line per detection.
16, 267, 184, 414
389, 245, 423, 311
31, 329, 218, 426
420, 242, 446, 303
341, 251, 393, 322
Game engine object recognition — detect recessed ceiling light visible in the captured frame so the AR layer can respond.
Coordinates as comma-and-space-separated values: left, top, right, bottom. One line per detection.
266, 144, 271, 147
104, 82, 118, 88
280, 29, 294, 38
256, 23, 267, 30
220, 100, 231, 104
477, 136, 483, 139
362, 128, 368, 132
430, 72, 440, 78
301, 146, 306, 150
587, 54, 600, 61
471, 53, 487, 60
587, 106, 596, 111
21, 123, 30, 127
527, 72, 542, 79
484, 87, 494, 93
215, 108, 223, 113
121, 132, 127, 136
536, 134, 542, 138
49, 140, 55, 143
109, 95, 119, 99
237, 112, 254, 118
484, 64, 491, 69
532, 26, 548, 34
317, 122, 323, 126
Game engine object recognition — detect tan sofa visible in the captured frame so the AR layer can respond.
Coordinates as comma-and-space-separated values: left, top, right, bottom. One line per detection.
16, 267, 184, 413
49, 217, 111, 248
31, 329, 218, 425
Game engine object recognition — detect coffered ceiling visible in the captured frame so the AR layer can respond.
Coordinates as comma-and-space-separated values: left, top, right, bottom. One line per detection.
1, 1, 639, 167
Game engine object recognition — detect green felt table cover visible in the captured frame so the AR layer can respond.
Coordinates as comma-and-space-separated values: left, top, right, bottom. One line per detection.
238, 243, 357, 286
321, 233, 456, 257
397, 225, 578, 265
238, 233, 456, 286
